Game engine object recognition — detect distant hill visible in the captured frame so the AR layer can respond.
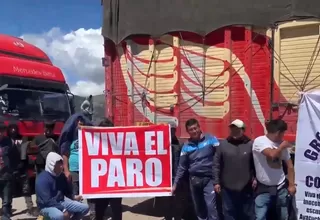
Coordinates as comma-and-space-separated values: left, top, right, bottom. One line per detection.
73, 94, 105, 124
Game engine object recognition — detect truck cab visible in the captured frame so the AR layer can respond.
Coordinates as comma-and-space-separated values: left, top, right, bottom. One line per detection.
0, 34, 73, 138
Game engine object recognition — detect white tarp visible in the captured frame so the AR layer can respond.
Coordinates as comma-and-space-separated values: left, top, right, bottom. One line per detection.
295, 90, 320, 219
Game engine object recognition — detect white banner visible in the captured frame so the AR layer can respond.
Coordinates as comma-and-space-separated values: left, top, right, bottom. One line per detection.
295, 91, 320, 219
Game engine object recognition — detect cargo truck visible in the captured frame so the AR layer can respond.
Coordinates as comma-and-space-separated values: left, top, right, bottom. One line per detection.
100, 0, 320, 143
0, 34, 74, 184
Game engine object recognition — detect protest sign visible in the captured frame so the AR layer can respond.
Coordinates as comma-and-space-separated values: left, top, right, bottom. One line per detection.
79, 124, 172, 198
295, 91, 320, 219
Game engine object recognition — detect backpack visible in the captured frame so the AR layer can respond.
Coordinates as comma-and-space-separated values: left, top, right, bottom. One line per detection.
35, 138, 59, 165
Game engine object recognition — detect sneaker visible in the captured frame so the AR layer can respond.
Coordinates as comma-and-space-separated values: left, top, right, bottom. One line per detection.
89, 212, 96, 220
37, 216, 44, 220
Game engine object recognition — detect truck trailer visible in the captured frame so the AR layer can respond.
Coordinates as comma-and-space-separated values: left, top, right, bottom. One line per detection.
101, 0, 320, 143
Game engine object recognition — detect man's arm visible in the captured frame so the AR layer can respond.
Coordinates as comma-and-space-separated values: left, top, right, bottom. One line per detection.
171, 138, 181, 178
60, 142, 71, 174
282, 149, 295, 187
286, 158, 295, 187
250, 153, 256, 178
253, 140, 290, 160
60, 174, 75, 199
212, 145, 222, 185
63, 154, 70, 174
80, 100, 89, 111
173, 145, 189, 186
209, 135, 220, 147
249, 141, 256, 178
35, 177, 65, 210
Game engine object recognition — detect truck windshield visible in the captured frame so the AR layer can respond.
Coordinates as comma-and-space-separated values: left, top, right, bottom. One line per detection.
0, 88, 70, 121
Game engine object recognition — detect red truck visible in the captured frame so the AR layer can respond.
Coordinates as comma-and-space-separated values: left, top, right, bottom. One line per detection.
0, 34, 73, 137
0, 34, 74, 184
100, 1, 320, 143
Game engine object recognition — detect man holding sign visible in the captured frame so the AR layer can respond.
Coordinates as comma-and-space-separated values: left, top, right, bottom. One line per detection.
173, 118, 220, 220
79, 121, 172, 198
91, 118, 123, 220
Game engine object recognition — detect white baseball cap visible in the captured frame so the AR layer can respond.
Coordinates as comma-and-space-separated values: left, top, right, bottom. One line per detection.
168, 121, 177, 128
229, 119, 245, 129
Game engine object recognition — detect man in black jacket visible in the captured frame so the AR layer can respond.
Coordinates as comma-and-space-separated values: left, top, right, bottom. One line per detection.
34, 121, 58, 167
91, 118, 123, 220
213, 119, 256, 220
0, 123, 16, 220
7, 124, 39, 217
163, 123, 185, 220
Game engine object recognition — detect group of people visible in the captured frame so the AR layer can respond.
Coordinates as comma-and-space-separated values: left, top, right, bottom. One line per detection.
0, 119, 59, 220
0, 110, 296, 220
0, 112, 122, 220
35, 113, 124, 220
169, 118, 296, 220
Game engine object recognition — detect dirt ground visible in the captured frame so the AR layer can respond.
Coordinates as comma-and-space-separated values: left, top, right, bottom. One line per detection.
11, 195, 164, 220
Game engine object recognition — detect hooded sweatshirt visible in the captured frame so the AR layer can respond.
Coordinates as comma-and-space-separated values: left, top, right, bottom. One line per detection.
59, 113, 92, 156
35, 152, 73, 211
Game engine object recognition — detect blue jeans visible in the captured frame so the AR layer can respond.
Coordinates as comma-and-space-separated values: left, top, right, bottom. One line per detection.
255, 188, 289, 220
40, 198, 89, 220
221, 188, 254, 220
190, 178, 219, 220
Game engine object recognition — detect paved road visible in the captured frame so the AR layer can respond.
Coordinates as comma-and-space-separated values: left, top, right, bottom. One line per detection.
11, 196, 164, 220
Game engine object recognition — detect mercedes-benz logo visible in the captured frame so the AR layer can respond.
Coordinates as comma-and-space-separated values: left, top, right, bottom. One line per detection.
13, 41, 24, 48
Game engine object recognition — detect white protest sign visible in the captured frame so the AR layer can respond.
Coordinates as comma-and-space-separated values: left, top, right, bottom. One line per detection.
295, 91, 320, 219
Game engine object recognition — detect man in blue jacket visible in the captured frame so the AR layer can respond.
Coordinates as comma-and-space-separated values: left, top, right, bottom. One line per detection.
173, 118, 219, 220
35, 152, 89, 220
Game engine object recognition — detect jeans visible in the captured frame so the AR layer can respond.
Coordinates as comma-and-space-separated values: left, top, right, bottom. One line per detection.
70, 171, 79, 195
190, 178, 219, 220
93, 198, 122, 220
221, 188, 254, 220
255, 188, 289, 220
72, 181, 79, 195
40, 198, 89, 220
0, 179, 12, 220
21, 174, 34, 210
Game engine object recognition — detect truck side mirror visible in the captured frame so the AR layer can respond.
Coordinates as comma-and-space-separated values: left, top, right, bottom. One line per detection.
0, 84, 8, 91
67, 91, 75, 114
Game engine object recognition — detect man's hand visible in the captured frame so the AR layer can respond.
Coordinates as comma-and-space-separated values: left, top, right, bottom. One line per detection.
214, 184, 221, 193
172, 184, 177, 195
63, 210, 70, 220
64, 171, 72, 182
252, 178, 257, 190
288, 185, 296, 196
74, 195, 83, 201
279, 141, 292, 149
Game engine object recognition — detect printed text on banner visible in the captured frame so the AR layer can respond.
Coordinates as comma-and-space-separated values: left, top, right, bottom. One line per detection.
79, 124, 172, 198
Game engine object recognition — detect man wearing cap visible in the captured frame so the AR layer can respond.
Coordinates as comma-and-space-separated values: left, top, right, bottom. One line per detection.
213, 119, 256, 220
